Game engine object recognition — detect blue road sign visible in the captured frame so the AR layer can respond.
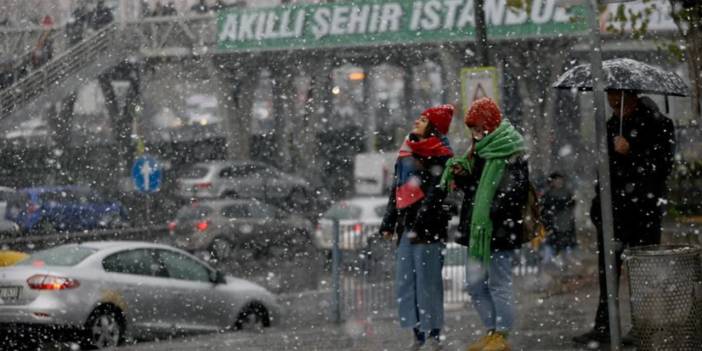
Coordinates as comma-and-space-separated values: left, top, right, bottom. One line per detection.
132, 156, 162, 193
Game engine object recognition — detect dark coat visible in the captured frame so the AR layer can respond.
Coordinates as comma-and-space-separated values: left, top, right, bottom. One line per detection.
542, 186, 576, 250
380, 153, 452, 245
591, 97, 675, 245
453, 154, 530, 252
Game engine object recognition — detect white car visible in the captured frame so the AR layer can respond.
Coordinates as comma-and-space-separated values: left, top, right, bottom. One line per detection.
0, 241, 280, 348
314, 196, 459, 251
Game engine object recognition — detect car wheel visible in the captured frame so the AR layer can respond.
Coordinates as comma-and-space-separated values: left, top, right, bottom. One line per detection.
234, 302, 270, 332
84, 307, 124, 349
210, 237, 234, 261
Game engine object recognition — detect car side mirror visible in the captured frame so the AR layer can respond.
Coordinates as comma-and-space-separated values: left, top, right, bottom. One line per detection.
213, 270, 227, 285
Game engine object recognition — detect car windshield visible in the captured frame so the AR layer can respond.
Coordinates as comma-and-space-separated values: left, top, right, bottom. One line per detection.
17, 245, 97, 267
176, 205, 212, 220
181, 166, 209, 178
323, 202, 362, 220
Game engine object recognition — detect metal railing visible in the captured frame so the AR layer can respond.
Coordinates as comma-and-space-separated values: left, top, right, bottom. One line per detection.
0, 23, 132, 119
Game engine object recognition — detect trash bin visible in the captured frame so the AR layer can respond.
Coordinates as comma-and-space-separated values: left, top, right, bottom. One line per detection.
624, 245, 702, 350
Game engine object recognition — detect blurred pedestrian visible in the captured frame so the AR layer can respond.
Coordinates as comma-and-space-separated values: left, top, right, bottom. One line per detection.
540, 172, 576, 266
162, 2, 178, 16
573, 91, 675, 346
67, 4, 89, 45
90, 0, 114, 30
379, 104, 455, 351
31, 27, 53, 69
150, 1, 165, 17
191, 0, 209, 14
442, 97, 528, 351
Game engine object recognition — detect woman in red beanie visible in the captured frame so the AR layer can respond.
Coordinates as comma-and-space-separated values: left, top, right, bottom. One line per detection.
441, 97, 529, 351
379, 104, 454, 350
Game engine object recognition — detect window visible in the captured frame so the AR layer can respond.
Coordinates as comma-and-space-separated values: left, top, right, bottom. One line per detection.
181, 166, 209, 178
158, 250, 211, 283
249, 202, 274, 218
230, 164, 258, 177
103, 249, 167, 277
176, 205, 212, 221
221, 204, 251, 218
18, 245, 96, 267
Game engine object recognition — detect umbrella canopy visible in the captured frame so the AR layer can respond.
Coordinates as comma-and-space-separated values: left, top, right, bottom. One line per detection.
552, 58, 689, 97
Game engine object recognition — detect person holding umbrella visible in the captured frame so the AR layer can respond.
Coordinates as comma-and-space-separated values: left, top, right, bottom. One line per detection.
573, 90, 676, 346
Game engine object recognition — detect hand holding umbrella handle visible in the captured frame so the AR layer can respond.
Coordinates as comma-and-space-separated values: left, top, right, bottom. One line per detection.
613, 136, 630, 155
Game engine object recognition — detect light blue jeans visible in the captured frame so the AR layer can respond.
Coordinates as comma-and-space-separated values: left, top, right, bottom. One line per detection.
395, 233, 445, 331
465, 250, 515, 332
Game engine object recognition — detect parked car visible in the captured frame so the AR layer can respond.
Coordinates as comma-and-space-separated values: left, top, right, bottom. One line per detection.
169, 198, 314, 261
5, 186, 128, 233
314, 196, 459, 251
0, 241, 280, 348
176, 161, 314, 206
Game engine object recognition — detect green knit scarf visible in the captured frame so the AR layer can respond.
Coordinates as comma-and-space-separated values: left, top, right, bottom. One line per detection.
441, 120, 525, 262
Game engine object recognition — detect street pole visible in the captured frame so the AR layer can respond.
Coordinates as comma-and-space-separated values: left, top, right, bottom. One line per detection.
473, 0, 490, 67
586, 0, 621, 349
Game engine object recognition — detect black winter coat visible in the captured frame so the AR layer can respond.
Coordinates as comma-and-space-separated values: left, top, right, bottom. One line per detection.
379, 153, 452, 245
454, 154, 530, 252
591, 97, 675, 244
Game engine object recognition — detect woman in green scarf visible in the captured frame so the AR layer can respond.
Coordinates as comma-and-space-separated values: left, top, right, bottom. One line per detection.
442, 98, 529, 351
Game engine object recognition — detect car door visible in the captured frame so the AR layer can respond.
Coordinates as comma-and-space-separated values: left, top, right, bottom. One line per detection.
155, 249, 228, 330
101, 249, 176, 333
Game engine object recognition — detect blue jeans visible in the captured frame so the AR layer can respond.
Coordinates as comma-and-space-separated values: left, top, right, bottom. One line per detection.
465, 250, 515, 332
395, 233, 445, 331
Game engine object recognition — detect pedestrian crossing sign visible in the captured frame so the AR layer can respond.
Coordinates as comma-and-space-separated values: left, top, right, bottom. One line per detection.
460, 67, 500, 115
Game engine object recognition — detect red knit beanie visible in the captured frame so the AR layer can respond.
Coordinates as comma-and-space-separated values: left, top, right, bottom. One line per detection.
465, 97, 501, 134
421, 104, 454, 135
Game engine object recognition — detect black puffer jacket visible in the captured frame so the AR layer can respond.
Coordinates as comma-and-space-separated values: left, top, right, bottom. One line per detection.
454, 154, 530, 251
379, 153, 452, 245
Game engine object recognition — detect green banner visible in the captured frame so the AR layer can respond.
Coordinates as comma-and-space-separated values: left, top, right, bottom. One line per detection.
217, 0, 588, 52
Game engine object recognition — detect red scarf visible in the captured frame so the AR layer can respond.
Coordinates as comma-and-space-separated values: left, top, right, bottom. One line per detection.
395, 134, 453, 208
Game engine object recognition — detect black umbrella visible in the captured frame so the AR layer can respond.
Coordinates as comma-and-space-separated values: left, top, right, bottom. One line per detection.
553, 58, 689, 96
553, 58, 689, 135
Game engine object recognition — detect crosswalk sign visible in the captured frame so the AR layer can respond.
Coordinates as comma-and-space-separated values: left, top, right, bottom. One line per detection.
460, 67, 499, 115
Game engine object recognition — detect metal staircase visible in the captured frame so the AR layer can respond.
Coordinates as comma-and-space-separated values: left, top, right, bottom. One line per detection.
0, 24, 137, 120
